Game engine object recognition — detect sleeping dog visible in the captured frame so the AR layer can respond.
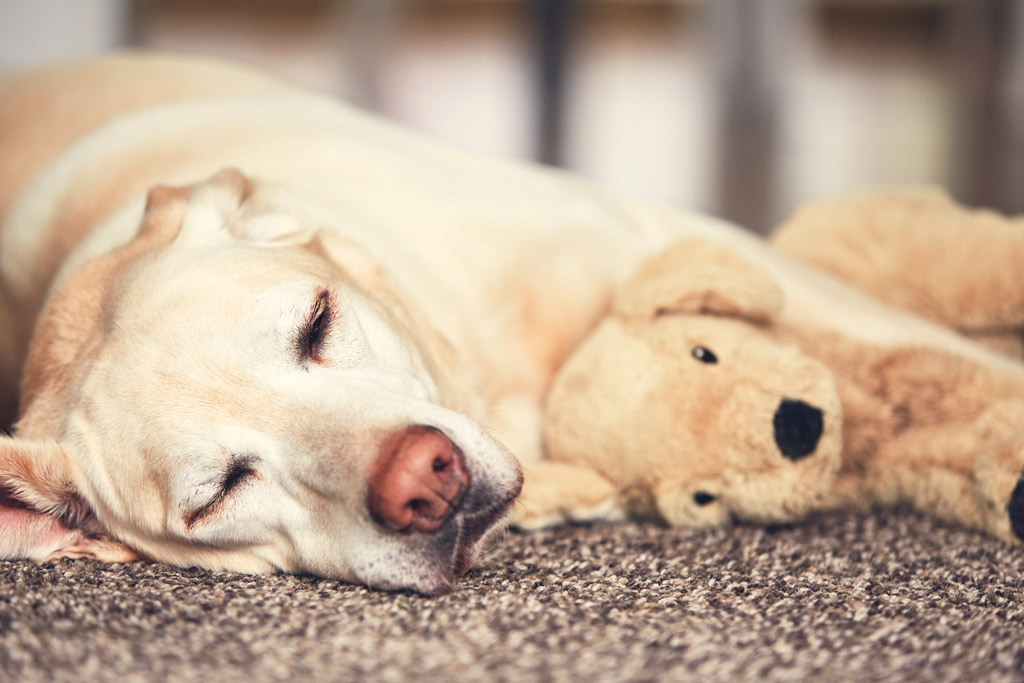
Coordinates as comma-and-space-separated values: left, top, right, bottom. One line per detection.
1, 54, 1010, 594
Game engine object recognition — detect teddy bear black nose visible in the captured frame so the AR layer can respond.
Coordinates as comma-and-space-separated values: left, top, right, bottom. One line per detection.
773, 399, 823, 461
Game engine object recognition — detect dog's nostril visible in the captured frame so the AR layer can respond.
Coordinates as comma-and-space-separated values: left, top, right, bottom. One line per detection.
407, 499, 433, 519
367, 426, 469, 533
773, 399, 824, 461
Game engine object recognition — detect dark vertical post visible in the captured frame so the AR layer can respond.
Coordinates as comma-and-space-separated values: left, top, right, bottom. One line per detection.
343, 0, 403, 110
709, 0, 798, 234
948, 0, 1020, 213
1005, 2, 1024, 214
123, 0, 147, 48
534, 0, 574, 167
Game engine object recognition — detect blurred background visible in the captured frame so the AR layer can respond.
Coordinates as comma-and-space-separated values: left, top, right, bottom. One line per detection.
0, 0, 1021, 233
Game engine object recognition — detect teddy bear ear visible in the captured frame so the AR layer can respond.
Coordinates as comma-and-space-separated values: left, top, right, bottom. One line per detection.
613, 238, 785, 323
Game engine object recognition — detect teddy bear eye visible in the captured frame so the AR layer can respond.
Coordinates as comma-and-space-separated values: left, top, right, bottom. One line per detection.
693, 491, 717, 506
691, 346, 718, 364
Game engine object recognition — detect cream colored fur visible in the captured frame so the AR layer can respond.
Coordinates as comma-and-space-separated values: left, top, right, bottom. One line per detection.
3, 55, 1020, 592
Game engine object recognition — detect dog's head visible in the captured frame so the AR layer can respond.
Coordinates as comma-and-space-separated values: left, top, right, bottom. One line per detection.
0, 169, 522, 594
543, 238, 842, 527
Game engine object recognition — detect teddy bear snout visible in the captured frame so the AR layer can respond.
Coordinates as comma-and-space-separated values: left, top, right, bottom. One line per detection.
773, 399, 824, 461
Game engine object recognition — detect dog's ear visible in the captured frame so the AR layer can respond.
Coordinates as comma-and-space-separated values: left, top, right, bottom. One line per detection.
134, 168, 248, 245
140, 168, 317, 248
136, 185, 191, 243
176, 167, 253, 243
149, 167, 318, 247
0, 436, 137, 562
613, 238, 784, 324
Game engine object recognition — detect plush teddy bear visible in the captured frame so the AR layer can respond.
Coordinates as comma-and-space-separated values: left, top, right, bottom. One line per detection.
516, 189, 1024, 545
775, 187, 1024, 359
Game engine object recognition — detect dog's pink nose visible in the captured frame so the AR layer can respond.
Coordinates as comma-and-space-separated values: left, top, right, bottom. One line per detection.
367, 426, 469, 533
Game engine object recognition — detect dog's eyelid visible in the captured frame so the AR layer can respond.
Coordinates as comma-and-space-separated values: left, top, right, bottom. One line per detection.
221, 453, 260, 491
184, 454, 260, 529
297, 288, 336, 363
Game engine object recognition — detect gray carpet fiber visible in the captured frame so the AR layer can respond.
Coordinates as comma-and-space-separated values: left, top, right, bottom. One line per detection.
1, 508, 1022, 682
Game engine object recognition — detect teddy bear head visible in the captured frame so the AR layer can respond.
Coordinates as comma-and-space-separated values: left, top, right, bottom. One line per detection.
543, 239, 843, 527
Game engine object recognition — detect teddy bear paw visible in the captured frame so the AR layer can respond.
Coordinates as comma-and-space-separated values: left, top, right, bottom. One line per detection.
1007, 476, 1024, 541
975, 439, 1024, 544
513, 461, 625, 530
512, 498, 627, 530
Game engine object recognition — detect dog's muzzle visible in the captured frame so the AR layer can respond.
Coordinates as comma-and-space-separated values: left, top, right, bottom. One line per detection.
362, 423, 522, 594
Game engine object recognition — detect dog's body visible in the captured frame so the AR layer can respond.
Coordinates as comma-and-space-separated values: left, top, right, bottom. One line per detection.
1, 54, 1019, 593
0, 55, 656, 452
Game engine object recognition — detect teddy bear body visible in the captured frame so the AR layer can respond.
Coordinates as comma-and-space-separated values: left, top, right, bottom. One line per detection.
518, 190, 1024, 546
786, 324, 1024, 541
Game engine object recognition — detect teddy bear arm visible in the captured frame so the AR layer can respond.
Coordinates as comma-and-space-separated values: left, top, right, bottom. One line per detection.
850, 451, 986, 533
512, 461, 625, 529
772, 191, 1024, 340
843, 402, 1024, 543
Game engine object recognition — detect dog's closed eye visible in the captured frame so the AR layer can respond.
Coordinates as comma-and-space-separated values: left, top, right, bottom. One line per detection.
185, 454, 260, 529
298, 289, 334, 363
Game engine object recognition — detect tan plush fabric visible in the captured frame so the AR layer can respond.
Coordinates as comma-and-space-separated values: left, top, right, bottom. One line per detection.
773, 189, 1024, 352
534, 226, 1024, 545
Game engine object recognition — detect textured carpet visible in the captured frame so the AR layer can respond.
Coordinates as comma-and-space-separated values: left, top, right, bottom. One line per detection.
1, 508, 1022, 682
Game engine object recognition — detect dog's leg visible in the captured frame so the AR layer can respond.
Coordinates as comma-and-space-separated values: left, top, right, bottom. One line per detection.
484, 392, 546, 465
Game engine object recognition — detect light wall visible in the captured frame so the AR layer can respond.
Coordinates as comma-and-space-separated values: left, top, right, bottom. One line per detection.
0, 1, 1015, 233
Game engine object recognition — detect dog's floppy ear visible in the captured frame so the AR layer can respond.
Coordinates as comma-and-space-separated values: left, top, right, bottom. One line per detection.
175, 167, 253, 244
130, 182, 191, 249
140, 167, 317, 248
134, 168, 247, 244
613, 238, 784, 324
0, 436, 136, 562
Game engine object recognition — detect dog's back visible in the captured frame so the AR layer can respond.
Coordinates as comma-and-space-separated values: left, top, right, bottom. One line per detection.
0, 53, 292, 225
0, 54, 655, 438
0, 54, 296, 429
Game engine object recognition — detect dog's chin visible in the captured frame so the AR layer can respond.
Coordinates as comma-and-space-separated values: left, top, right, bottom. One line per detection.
451, 503, 514, 579
350, 457, 523, 596
399, 503, 512, 596
394, 475, 520, 595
